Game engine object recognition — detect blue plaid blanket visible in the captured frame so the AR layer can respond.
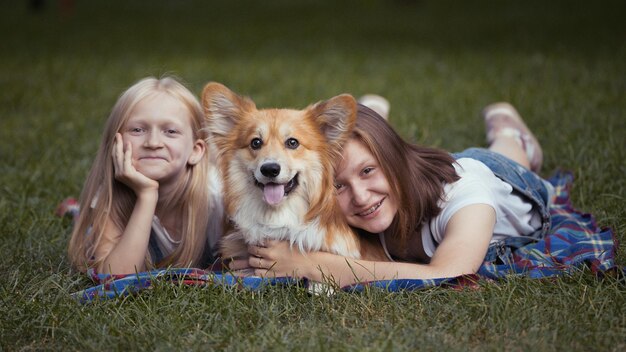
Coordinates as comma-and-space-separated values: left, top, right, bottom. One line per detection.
72, 171, 619, 302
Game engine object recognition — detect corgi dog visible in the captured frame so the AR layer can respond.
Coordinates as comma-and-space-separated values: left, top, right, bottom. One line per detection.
201, 82, 386, 270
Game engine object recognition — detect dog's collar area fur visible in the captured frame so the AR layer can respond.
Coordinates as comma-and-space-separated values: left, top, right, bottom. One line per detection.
254, 173, 299, 195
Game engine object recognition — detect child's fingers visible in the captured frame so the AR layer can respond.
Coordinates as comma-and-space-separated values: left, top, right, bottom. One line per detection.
112, 134, 124, 173
227, 258, 251, 271
123, 141, 134, 172
110, 135, 158, 193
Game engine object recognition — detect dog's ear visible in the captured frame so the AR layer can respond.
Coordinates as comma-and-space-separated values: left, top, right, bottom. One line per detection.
309, 94, 357, 146
201, 82, 256, 137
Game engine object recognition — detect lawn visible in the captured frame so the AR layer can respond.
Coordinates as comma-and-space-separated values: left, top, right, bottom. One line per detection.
1, 0, 624, 350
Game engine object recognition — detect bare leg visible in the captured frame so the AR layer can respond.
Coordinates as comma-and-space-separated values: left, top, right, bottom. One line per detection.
488, 135, 530, 169
483, 102, 543, 172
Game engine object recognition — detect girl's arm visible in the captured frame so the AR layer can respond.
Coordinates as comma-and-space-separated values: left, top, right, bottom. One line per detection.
94, 134, 160, 274
96, 191, 157, 274
247, 204, 495, 286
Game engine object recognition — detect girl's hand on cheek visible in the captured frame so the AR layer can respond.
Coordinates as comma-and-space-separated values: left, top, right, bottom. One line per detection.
112, 133, 159, 196
249, 240, 314, 279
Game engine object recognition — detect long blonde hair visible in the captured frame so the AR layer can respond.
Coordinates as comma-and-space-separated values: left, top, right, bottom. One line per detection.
68, 77, 212, 272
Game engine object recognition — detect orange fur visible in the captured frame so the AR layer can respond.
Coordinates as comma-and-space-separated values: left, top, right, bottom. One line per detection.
202, 82, 387, 266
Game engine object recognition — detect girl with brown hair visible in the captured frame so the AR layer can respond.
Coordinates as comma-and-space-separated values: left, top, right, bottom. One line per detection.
231, 100, 553, 286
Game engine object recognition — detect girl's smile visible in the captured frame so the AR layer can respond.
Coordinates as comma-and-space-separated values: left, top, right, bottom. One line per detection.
355, 196, 386, 218
121, 93, 204, 187
335, 139, 398, 234
138, 155, 167, 161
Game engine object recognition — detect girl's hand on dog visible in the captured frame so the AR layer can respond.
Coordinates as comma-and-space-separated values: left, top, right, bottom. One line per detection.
248, 240, 316, 279
112, 133, 159, 197
226, 258, 253, 272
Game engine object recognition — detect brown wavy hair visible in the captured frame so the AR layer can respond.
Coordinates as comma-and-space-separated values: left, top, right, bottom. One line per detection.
349, 105, 459, 249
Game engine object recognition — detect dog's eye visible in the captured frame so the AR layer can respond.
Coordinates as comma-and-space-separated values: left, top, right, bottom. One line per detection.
250, 138, 263, 150
285, 138, 299, 149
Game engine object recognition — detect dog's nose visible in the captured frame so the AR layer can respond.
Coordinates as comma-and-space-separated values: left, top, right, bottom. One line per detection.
260, 163, 281, 178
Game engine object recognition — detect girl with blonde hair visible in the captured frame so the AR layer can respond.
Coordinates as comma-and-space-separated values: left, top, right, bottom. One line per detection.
68, 77, 222, 275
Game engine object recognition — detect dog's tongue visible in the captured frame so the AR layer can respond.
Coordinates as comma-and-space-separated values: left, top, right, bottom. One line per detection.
263, 183, 285, 205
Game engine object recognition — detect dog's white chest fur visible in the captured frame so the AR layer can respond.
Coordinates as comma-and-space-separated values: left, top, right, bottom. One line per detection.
232, 192, 325, 253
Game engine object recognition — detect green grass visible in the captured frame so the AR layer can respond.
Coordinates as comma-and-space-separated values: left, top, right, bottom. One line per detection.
1, 0, 625, 350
